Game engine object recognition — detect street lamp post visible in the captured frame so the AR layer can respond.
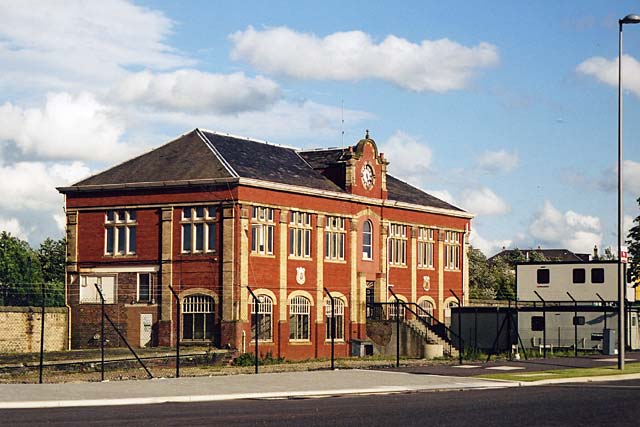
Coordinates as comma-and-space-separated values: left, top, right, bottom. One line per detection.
617, 13, 640, 370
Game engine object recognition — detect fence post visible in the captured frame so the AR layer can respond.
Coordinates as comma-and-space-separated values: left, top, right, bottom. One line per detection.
534, 291, 546, 359
94, 283, 105, 381
567, 292, 578, 357
168, 285, 180, 378
39, 282, 45, 384
324, 288, 335, 371
450, 290, 463, 364
247, 287, 259, 374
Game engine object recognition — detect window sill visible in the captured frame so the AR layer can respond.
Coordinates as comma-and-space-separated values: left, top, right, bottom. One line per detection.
289, 340, 312, 345
361, 258, 373, 262
444, 268, 461, 272
389, 264, 408, 269
288, 256, 313, 262
324, 259, 347, 264
417, 266, 435, 271
324, 339, 346, 344
103, 254, 137, 258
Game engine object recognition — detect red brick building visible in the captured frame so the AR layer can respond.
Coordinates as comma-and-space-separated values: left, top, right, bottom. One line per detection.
58, 129, 472, 359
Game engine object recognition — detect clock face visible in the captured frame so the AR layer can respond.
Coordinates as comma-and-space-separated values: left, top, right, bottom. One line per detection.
361, 164, 374, 189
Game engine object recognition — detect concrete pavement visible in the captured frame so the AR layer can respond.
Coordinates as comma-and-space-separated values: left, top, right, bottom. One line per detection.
0, 369, 514, 409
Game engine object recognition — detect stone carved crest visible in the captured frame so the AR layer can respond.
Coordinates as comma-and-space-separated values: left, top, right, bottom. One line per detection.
296, 267, 306, 285
422, 275, 430, 291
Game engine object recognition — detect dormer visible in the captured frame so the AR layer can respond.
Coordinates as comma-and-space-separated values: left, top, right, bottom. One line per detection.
298, 130, 389, 199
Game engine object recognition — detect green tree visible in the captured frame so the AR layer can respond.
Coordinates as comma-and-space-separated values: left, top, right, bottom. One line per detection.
0, 231, 43, 305
38, 237, 66, 306
469, 247, 497, 299
627, 200, 640, 282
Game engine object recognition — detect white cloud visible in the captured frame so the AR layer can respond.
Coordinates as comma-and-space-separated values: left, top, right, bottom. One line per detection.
381, 131, 432, 185
459, 187, 510, 216
0, 217, 29, 240
469, 229, 512, 257
0, 161, 91, 211
112, 70, 282, 114
0, 92, 143, 162
577, 55, 640, 96
477, 149, 518, 173
528, 201, 602, 253
0, 0, 191, 90
126, 99, 373, 145
230, 26, 499, 92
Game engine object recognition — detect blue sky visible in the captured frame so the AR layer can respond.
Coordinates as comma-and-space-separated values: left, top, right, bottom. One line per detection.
1, 0, 640, 257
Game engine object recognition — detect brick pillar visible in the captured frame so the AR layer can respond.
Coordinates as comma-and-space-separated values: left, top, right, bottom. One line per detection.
158, 207, 173, 346
220, 205, 237, 348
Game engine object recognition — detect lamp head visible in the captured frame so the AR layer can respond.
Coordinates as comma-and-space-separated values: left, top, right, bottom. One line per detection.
621, 14, 640, 25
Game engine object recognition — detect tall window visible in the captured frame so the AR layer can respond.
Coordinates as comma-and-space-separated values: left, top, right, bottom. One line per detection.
444, 231, 461, 270
325, 298, 345, 340
251, 207, 275, 255
105, 210, 136, 255
181, 207, 216, 253
417, 228, 434, 268
137, 273, 152, 303
362, 220, 373, 260
289, 296, 310, 340
388, 224, 407, 266
325, 216, 346, 261
418, 299, 434, 325
182, 295, 214, 340
289, 211, 312, 258
251, 295, 273, 341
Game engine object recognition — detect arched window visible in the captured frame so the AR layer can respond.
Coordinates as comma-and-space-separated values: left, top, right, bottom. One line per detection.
251, 295, 273, 341
388, 298, 405, 319
289, 296, 311, 341
418, 299, 434, 325
325, 298, 345, 340
182, 295, 215, 340
362, 220, 373, 260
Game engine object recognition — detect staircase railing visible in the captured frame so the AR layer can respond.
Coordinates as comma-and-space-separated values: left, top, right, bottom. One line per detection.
368, 301, 464, 355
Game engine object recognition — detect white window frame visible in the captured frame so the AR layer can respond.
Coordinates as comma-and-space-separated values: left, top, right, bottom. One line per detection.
362, 220, 373, 260
388, 224, 407, 266
417, 228, 435, 268
79, 275, 116, 304
182, 294, 215, 341
418, 299, 434, 323
325, 298, 345, 341
137, 273, 152, 303
444, 231, 461, 271
181, 206, 217, 254
289, 211, 312, 258
251, 207, 275, 255
325, 216, 346, 261
250, 295, 273, 342
105, 210, 136, 256
289, 296, 311, 341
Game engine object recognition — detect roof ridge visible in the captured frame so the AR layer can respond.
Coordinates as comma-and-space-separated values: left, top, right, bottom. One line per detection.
196, 129, 239, 178
198, 128, 299, 151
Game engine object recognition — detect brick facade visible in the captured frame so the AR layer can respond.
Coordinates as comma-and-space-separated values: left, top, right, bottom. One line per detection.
59, 129, 472, 360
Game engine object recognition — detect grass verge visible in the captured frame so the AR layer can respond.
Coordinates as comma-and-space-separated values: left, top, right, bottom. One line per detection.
477, 362, 640, 382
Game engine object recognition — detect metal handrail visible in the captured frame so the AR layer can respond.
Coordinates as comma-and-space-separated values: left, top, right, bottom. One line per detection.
404, 302, 464, 348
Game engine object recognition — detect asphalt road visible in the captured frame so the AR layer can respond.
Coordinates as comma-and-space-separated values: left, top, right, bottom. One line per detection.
3, 379, 640, 427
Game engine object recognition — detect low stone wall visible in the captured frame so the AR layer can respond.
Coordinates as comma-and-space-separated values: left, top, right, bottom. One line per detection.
366, 320, 425, 358
0, 307, 68, 354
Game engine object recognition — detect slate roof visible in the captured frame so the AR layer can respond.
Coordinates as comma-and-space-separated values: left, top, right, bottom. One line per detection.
63, 129, 466, 214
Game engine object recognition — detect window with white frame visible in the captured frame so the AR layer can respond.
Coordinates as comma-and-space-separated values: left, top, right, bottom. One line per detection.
325, 216, 346, 261
362, 220, 373, 260
105, 210, 136, 256
325, 298, 345, 340
80, 275, 116, 304
388, 299, 405, 319
251, 207, 275, 255
137, 273, 152, 303
289, 296, 310, 340
417, 228, 435, 268
388, 224, 407, 266
181, 206, 216, 253
444, 231, 461, 270
182, 295, 215, 340
251, 294, 273, 341
418, 299, 434, 325
289, 211, 312, 258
